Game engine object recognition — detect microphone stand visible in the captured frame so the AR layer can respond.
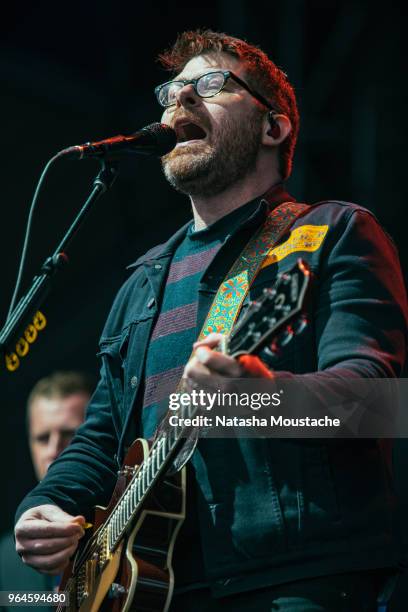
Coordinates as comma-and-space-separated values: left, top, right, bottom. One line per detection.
0, 159, 119, 372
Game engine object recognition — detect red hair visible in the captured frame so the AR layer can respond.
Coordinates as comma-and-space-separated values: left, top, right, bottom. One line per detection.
158, 29, 299, 179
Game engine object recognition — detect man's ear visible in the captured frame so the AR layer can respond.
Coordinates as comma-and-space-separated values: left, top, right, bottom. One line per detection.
262, 113, 292, 146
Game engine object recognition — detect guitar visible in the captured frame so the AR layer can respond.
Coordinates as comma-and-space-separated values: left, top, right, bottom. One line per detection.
58, 258, 311, 612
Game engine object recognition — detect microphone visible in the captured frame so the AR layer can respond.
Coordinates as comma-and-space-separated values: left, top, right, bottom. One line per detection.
59, 122, 176, 160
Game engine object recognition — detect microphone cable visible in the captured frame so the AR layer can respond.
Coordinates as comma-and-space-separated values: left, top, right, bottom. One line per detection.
6, 151, 64, 322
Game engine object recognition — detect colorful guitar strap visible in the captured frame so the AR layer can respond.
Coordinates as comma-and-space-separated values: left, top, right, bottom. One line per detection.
171, 198, 309, 471
198, 199, 310, 341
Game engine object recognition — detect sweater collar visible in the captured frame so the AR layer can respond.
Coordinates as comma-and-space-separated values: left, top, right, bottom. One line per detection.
127, 183, 294, 269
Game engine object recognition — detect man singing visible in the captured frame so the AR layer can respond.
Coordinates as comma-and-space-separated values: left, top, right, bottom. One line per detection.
14, 30, 407, 611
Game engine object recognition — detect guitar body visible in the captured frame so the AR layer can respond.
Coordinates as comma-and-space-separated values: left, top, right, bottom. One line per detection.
60, 438, 186, 612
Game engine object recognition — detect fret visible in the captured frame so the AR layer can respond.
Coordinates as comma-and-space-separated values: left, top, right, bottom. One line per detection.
153, 442, 158, 472
125, 497, 130, 522
109, 518, 113, 545
125, 489, 130, 518
152, 452, 157, 478
141, 467, 147, 494
142, 460, 148, 490
142, 468, 147, 493
160, 437, 166, 462
156, 443, 161, 471
121, 497, 127, 525
145, 456, 151, 486
131, 482, 137, 508
119, 508, 123, 535
146, 461, 151, 488
112, 515, 116, 542
113, 512, 118, 542
151, 450, 156, 478
145, 462, 150, 488
110, 517, 114, 543
128, 488, 133, 516
124, 495, 129, 523
121, 508, 126, 533
163, 435, 168, 460
120, 502, 125, 531
137, 473, 142, 499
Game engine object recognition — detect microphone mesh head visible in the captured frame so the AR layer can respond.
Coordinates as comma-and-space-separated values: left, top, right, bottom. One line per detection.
143, 122, 177, 156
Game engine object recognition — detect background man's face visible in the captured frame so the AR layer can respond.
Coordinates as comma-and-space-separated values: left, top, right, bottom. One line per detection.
29, 393, 88, 480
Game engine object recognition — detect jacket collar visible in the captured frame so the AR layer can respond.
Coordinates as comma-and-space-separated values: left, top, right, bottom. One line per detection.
127, 182, 294, 269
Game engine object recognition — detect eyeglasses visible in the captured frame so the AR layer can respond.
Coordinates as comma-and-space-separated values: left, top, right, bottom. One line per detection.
155, 70, 276, 111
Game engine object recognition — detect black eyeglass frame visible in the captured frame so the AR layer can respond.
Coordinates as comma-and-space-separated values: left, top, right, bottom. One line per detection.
154, 69, 278, 112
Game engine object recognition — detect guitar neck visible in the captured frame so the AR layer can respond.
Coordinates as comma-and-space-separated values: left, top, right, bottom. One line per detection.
94, 426, 183, 556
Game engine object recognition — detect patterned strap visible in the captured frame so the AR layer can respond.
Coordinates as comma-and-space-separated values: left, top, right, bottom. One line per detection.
167, 202, 309, 471
198, 201, 309, 340
170, 200, 309, 471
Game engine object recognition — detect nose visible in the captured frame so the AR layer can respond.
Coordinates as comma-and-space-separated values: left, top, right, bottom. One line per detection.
175, 83, 200, 109
46, 433, 67, 462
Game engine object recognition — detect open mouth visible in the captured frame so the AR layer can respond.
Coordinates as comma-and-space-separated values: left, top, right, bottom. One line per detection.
175, 121, 207, 143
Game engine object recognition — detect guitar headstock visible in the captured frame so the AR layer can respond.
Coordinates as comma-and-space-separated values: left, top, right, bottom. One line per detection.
227, 258, 311, 358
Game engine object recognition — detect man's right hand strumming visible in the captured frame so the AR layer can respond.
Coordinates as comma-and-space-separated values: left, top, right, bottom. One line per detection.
14, 504, 85, 574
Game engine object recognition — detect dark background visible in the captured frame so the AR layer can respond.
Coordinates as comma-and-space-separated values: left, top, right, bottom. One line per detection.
0, 0, 407, 595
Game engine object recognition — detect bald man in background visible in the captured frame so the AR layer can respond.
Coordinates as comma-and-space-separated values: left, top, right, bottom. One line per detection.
0, 372, 92, 611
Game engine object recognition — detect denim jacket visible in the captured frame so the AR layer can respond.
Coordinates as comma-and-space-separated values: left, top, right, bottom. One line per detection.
16, 187, 408, 595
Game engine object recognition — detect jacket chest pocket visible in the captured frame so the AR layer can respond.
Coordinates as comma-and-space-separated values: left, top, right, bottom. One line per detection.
98, 328, 131, 424
99, 314, 157, 428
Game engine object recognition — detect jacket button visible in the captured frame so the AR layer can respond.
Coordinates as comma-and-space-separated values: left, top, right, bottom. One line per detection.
147, 297, 155, 308
130, 376, 138, 388
154, 264, 162, 270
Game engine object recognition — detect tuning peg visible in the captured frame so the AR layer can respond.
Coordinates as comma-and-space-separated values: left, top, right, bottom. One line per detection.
264, 342, 280, 358
277, 325, 294, 347
262, 287, 276, 297
278, 272, 291, 284
265, 329, 291, 355
262, 344, 279, 360
292, 315, 308, 335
